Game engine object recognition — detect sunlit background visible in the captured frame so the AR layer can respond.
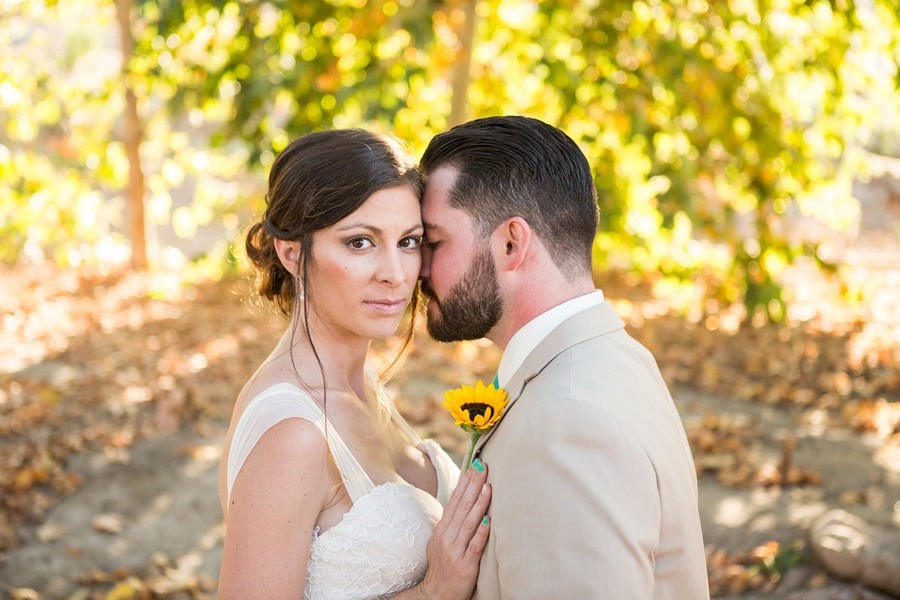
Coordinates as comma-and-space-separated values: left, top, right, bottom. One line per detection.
1, 1, 899, 598
3, 0, 898, 320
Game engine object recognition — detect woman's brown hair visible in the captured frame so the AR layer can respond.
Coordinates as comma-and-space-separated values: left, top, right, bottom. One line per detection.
245, 129, 423, 386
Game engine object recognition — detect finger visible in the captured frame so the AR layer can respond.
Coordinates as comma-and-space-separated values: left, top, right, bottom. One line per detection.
446, 462, 489, 541
434, 464, 476, 536
470, 480, 491, 519
444, 462, 475, 513
466, 513, 491, 559
456, 481, 491, 544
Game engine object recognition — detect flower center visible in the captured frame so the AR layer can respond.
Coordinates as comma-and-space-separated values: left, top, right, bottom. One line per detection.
462, 402, 492, 419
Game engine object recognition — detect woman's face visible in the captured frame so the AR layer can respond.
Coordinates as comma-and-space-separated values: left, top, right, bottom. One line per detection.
305, 184, 422, 342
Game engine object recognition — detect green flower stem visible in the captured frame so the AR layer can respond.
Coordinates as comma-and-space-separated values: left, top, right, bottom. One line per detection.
462, 431, 482, 472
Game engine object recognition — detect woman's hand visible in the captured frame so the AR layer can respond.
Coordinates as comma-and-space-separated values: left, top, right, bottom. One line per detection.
415, 459, 492, 600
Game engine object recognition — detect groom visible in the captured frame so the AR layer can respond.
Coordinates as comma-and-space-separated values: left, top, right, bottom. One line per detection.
418, 116, 709, 598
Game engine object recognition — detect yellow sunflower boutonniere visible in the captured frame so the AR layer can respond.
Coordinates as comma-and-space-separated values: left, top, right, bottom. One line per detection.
442, 380, 509, 470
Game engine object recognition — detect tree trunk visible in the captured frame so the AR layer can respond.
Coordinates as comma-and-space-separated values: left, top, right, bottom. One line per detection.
115, 0, 147, 269
448, 0, 478, 128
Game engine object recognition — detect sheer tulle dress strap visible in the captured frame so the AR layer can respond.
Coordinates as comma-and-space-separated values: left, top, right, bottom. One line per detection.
226, 383, 375, 505
380, 389, 461, 506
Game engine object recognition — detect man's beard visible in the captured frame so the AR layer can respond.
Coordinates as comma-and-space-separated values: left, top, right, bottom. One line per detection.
422, 246, 502, 342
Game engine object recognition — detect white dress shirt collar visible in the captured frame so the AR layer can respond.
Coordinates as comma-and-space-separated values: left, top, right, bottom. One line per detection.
496, 290, 604, 387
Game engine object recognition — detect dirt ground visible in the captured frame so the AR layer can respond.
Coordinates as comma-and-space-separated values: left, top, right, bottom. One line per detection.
0, 164, 898, 599
0, 379, 896, 599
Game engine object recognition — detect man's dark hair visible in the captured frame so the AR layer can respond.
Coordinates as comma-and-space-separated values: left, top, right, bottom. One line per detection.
420, 115, 599, 275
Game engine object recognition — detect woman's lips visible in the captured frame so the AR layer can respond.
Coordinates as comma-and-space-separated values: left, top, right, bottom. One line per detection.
365, 299, 407, 314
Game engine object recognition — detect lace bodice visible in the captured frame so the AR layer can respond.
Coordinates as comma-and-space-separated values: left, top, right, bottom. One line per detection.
225, 382, 460, 600
306, 483, 441, 599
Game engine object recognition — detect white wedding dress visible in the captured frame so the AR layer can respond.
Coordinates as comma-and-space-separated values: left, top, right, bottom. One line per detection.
225, 381, 460, 600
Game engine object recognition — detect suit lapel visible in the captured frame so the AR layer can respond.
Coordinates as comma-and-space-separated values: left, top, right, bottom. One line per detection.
473, 301, 625, 456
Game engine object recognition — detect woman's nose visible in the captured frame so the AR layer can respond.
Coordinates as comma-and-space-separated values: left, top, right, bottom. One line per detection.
378, 248, 407, 285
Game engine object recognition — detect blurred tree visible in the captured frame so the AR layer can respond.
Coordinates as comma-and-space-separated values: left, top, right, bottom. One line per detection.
448, 0, 478, 126
462, 0, 899, 319
1, 0, 898, 322
135, 0, 443, 159
0, 1, 130, 266
116, 0, 148, 269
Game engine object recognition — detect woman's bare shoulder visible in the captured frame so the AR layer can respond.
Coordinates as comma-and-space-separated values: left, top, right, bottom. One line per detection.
232, 416, 331, 500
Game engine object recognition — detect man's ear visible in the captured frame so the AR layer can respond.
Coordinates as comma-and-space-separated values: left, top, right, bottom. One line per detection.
492, 217, 531, 272
274, 239, 302, 275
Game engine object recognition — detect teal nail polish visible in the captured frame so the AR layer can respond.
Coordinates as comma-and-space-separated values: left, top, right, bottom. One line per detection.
472, 457, 485, 473
482, 516, 489, 526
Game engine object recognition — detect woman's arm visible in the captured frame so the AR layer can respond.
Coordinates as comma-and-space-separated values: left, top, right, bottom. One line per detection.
218, 418, 331, 599
394, 461, 492, 600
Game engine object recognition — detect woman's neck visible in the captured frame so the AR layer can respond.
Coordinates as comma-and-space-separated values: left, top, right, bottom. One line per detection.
279, 320, 371, 401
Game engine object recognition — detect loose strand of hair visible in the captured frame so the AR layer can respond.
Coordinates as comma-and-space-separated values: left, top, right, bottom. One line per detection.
378, 286, 421, 381
289, 261, 330, 442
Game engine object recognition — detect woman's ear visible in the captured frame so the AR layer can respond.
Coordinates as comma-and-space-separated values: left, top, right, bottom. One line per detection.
274, 239, 301, 276
492, 217, 531, 272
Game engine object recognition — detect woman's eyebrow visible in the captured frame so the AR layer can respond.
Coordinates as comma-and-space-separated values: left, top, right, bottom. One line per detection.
336, 223, 424, 235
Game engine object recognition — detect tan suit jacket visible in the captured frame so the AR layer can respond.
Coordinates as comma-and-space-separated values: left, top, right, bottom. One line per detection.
472, 301, 709, 599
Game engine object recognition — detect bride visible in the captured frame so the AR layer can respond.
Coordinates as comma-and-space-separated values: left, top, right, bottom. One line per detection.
218, 129, 491, 599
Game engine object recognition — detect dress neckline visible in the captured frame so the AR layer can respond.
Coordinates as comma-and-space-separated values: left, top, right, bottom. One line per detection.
248, 381, 434, 498
312, 480, 439, 540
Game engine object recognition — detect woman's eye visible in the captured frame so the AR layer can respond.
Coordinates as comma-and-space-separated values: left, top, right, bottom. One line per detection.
400, 235, 423, 249
348, 237, 374, 250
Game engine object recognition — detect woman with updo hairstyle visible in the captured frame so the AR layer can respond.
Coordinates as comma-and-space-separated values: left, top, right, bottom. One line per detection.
218, 129, 491, 600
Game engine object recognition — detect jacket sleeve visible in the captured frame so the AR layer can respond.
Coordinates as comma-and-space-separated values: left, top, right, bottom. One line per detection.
488, 396, 660, 599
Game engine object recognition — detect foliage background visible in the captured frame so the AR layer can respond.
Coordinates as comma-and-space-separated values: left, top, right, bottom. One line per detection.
2, 0, 899, 323
1, 2, 899, 597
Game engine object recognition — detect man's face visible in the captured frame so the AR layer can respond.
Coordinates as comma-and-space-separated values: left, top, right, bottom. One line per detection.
420, 167, 502, 342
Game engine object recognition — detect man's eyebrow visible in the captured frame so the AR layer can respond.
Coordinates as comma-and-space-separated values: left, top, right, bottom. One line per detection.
422, 221, 443, 231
